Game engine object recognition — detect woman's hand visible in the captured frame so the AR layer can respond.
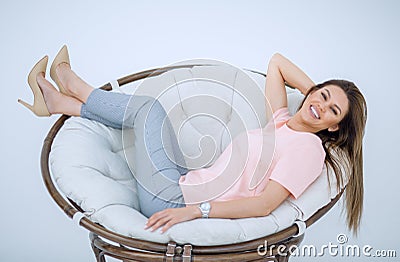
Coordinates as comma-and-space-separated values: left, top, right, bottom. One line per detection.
145, 206, 201, 233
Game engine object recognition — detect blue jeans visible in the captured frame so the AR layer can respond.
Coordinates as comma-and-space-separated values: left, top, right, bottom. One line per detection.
81, 89, 187, 217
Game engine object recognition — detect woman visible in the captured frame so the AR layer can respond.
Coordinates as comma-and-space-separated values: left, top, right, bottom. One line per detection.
19, 46, 367, 234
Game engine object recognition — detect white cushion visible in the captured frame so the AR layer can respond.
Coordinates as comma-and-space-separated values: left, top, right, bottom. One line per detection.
50, 65, 345, 245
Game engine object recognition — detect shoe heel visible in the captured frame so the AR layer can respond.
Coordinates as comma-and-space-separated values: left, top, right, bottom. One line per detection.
17, 98, 34, 111
18, 55, 51, 117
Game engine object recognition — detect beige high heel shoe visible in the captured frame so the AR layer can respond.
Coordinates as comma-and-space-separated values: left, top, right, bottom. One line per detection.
18, 56, 51, 116
50, 45, 70, 95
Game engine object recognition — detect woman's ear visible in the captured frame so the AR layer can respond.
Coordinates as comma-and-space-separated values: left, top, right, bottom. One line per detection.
328, 124, 339, 132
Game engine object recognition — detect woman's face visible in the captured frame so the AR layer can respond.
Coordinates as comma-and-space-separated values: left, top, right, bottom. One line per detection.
300, 85, 349, 132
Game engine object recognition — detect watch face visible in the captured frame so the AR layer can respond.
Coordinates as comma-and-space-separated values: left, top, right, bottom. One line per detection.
201, 202, 211, 211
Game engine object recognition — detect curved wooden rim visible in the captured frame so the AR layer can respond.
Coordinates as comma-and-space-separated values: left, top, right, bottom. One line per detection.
40, 64, 344, 255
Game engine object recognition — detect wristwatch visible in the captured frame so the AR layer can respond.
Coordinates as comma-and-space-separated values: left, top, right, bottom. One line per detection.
198, 202, 211, 218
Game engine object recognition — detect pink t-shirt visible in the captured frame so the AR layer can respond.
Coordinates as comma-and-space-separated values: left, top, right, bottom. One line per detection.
179, 107, 325, 204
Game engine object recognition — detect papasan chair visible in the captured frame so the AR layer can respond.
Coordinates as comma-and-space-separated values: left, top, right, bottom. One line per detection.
41, 60, 347, 262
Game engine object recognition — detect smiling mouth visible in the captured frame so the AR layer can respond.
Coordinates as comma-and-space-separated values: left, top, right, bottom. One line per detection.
310, 105, 320, 119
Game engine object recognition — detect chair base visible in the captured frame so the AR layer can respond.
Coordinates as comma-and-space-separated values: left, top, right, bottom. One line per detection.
89, 232, 304, 262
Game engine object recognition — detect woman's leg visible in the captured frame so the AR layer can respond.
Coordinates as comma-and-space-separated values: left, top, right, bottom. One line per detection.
40, 66, 187, 217
126, 95, 188, 216
82, 90, 188, 216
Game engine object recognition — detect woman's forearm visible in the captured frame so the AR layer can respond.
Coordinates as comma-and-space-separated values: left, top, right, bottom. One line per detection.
207, 180, 290, 219
207, 196, 270, 218
144, 198, 266, 233
272, 53, 315, 95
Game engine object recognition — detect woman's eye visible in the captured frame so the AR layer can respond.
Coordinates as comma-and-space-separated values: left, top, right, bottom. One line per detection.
321, 93, 327, 100
331, 108, 338, 115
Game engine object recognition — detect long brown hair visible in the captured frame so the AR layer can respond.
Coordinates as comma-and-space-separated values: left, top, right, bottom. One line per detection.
299, 79, 367, 234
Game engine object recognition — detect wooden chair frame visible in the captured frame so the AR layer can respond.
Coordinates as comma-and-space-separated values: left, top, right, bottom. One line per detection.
40, 64, 343, 262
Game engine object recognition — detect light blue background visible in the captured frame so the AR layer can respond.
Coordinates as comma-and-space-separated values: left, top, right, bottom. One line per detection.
1, 0, 399, 261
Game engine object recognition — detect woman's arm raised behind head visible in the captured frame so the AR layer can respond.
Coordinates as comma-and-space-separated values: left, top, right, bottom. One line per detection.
265, 53, 315, 119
